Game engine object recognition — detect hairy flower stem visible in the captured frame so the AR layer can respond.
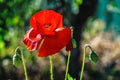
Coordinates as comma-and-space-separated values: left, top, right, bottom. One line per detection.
21, 52, 28, 80
39, 38, 54, 80
49, 56, 54, 80
65, 51, 71, 80
80, 44, 92, 80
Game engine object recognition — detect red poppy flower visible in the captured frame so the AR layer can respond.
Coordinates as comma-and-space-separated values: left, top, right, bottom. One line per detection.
23, 10, 73, 57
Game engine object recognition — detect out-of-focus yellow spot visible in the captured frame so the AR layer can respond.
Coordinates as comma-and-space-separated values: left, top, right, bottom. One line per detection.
76, 0, 83, 5
13, 16, 20, 25
0, 41, 5, 49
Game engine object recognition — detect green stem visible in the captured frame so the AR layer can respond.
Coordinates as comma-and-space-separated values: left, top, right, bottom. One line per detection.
49, 56, 54, 80
21, 52, 28, 80
65, 51, 71, 80
80, 44, 90, 80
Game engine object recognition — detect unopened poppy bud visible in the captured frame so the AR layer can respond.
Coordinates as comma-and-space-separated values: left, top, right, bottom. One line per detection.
13, 54, 22, 67
89, 51, 98, 63
13, 47, 22, 67
15, 47, 21, 56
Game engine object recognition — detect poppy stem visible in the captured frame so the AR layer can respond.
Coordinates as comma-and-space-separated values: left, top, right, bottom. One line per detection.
64, 51, 71, 80
49, 56, 54, 80
21, 51, 28, 80
80, 44, 92, 80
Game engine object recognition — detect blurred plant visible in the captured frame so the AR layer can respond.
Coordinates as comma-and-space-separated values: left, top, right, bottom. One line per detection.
83, 18, 105, 41
71, 0, 83, 14
67, 73, 76, 80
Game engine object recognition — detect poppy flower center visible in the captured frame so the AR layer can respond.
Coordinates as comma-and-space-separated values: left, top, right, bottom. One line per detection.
45, 24, 51, 28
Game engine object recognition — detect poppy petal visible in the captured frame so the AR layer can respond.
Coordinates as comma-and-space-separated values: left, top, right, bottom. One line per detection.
38, 28, 72, 57
30, 10, 63, 35
23, 28, 42, 51
66, 40, 73, 51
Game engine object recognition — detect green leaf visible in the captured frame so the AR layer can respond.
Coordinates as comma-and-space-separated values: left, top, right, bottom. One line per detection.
72, 38, 77, 48
76, 0, 83, 5
67, 74, 76, 80
89, 51, 98, 63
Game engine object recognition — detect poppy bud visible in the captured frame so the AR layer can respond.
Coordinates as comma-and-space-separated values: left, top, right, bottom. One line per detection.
13, 54, 22, 67
13, 47, 22, 67
89, 51, 98, 63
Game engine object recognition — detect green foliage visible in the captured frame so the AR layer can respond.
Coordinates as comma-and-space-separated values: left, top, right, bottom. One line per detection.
83, 18, 104, 41
76, 0, 83, 5
0, 0, 42, 58
71, 0, 83, 14
0, 40, 5, 49
67, 74, 76, 80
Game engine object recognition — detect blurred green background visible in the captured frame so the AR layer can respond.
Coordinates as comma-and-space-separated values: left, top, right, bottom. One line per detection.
0, 0, 120, 80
